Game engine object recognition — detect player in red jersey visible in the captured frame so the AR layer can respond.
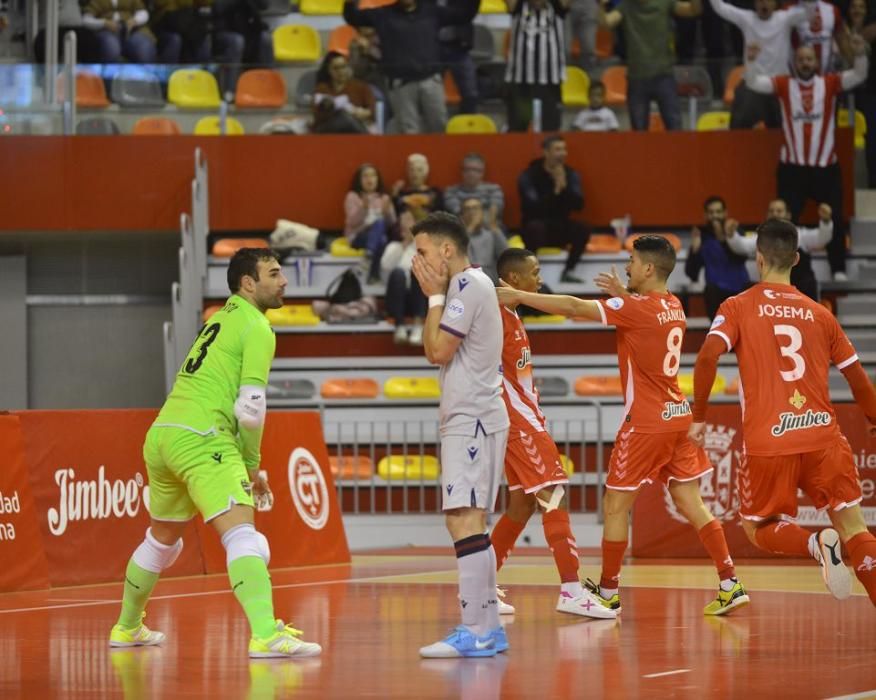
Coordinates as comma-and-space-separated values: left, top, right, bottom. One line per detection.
690, 218, 876, 605
497, 235, 749, 615
490, 248, 616, 619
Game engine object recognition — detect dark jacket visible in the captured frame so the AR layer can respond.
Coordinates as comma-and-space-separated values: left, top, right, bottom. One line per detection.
517, 157, 584, 223
685, 225, 750, 293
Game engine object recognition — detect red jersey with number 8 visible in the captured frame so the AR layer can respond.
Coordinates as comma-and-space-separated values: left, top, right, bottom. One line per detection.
708, 282, 858, 456
596, 292, 692, 434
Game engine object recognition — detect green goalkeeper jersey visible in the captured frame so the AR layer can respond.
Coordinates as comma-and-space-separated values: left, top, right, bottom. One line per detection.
154, 294, 275, 446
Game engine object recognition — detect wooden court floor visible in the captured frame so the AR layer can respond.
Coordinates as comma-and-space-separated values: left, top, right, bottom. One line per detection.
1, 549, 874, 700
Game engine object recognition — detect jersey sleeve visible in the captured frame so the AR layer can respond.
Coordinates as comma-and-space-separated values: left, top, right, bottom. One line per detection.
240, 319, 276, 387
772, 74, 789, 98
827, 312, 859, 369
707, 296, 740, 352
439, 275, 486, 339
596, 295, 649, 328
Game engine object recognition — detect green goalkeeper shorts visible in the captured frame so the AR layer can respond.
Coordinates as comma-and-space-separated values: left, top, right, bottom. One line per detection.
143, 426, 254, 522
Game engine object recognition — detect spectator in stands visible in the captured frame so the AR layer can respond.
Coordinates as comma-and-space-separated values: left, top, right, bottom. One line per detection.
599, 0, 701, 131
381, 209, 427, 345
684, 195, 751, 319
34, 0, 101, 63
312, 51, 376, 134
150, 0, 212, 63
443, 153, 505, 229
845, 0, 876, 187
794, 0, 847, 75
675, 0, 726, 96
342, 0, 479, 134
211, 0, 273, 66
461, 198, 509, 283
439, 10, 479, 114
349, 26, 386, 89
505, 0, 569, 133
709, 0, 814, 129
567, 0, 599, 72
345, 163, 397, 284
83, 0, 158, 63
518, 134, 590, 283
745, 39, 868, 280
392, 154, 444, 221
571, 80, 620, 130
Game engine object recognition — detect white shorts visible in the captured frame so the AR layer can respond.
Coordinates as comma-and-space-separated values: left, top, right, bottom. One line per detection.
440, 429, 509, 512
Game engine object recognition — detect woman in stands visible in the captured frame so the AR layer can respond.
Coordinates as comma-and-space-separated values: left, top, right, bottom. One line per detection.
344, 163, 397, 284
312, 51, 377, 134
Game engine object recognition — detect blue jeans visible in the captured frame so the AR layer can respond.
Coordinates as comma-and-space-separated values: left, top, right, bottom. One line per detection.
385, 268, 426, 324
627, 73, 681, 131
94, 28, 156, 63
351, 220, 388, 281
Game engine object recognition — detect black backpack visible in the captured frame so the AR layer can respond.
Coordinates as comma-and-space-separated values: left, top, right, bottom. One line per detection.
326, 268, 363, 305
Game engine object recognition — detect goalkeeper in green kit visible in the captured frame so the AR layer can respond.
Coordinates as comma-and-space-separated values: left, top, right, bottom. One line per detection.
109, 248, 321, 658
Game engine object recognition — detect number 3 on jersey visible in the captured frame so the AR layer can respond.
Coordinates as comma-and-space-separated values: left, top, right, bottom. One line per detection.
663, 326, 683, 377
184, 323, 221, 374
774, 324, 805, 381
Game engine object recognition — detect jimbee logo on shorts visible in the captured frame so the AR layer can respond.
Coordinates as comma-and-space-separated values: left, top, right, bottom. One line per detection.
287, 447, 329, 530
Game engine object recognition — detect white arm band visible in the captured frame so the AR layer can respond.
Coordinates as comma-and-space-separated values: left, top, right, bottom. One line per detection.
234, 385, 267, 429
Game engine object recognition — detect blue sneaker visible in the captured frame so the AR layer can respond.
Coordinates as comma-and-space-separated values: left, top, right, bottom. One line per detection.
487, 626, 509, 653
419, 626, 497, 658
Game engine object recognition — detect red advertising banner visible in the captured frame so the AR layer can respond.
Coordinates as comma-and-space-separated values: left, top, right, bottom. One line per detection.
197, 412, 350, 573
632, 403, 875, 558
0, 415, 51, 592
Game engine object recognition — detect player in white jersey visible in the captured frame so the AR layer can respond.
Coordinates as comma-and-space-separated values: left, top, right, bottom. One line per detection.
411, 212, 511, 659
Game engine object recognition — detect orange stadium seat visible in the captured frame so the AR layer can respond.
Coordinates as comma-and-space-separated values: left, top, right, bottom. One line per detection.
723, 65, 744, 105
649, 112, 665, 131
321, 378, 379, 399
57, 70, 110, 108
329, 455, 374, 479
724, 376, 739, 395
444, 71, 460, 105
327, 24, 358, 56
586, 234, 622, 253
596, 27, 614, 58
235, 69, 287, 108
574, 375, 623, 396
132, 116, 182, 135
624, 233, 682, 252
601, 66, 627, 106
212, 238, 269, 257
203, 305, 223, 321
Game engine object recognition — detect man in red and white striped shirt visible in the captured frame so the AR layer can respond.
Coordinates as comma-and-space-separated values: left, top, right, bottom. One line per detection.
744, 37, 868, 280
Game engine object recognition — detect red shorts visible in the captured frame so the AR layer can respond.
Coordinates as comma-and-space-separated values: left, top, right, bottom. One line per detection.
738, 436, 863, 521
505, 431, 568, 494
606, 430, 712, 490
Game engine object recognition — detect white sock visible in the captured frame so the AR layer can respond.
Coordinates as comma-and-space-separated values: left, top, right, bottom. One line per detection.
719, 577, 737, 592
560, 581, 584, 597
808, 532, 820, 560
481, 545, 500, 632
455, 536, 494, 636
600, 586, 618, 599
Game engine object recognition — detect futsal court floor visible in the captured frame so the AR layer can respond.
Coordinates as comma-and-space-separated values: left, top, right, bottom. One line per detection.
1, 548, 874, 700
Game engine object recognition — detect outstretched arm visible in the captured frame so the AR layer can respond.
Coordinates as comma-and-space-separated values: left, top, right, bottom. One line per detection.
496, 281, 603, 321
841, 35, 870, 90
688, 334, 728, 446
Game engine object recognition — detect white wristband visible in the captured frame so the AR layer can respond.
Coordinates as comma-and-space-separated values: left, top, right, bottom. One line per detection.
428, 294, 446, 309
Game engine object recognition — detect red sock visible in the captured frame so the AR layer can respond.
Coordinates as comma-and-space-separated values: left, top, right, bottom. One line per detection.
600, 539, 628, 590
846, 531, 876, 606
697, 519, 736, 580
753, 521, 811, 556
542, 510, 580, 583
491, 514, 526, 572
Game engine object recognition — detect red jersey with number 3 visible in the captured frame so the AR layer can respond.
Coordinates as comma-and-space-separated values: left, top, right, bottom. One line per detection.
500, 306, 547, 439
596, 292, 692, 434
708, 282, 858, 456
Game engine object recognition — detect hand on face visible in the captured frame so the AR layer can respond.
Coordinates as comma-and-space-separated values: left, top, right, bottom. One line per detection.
411, 252, 449, 297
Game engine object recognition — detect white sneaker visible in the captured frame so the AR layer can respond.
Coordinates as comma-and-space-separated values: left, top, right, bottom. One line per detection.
408, 325, 424, 346
496, 587, 515, 615
833, 271, 848, 282
556, 589, 618, 619
813, 528, 852, 600
248, 620, 322, 659
393, 325, 409, 345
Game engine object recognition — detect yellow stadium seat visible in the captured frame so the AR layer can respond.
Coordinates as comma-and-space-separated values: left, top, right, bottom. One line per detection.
212, 238, 269, 257
559, 454, 575, 475
536, 246, 564, 256
838, 108, 866, 150
575, 375, 623, 396
378, 455, 440, 480
446, 114, 498, 134
479, 0, 507, 12
586, 233, 622, 253
383, 376, 441, 399
265, 304, 321, 326
168, 69, 221, 108
273, 24, 322, 63
522, 315, 566, 325
321, 378, 379, 399
330, 237, 366, 257
194, 116, 245, 135
561, 66, 590, 107
300, 0, 343, 14
677, 372, 726, 397
697, 111, 731, 131
329, 455, 374, 479
507, 234, 525, 249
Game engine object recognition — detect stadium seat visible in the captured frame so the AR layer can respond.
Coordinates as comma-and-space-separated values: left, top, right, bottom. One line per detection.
76, 117, 119, 135
235, 69, 287, 108
724, 376, 739, 395
265, 304, 321, 326
677, 372, 726, 397
266, 378, 316, 399
377, 455, 440, 480
536, 246, 564, 256
595, 27, 614, 58
444, 71, 461, 105
838, 108, 866, 150
111, 67, 164, 108
328, 24, 358, 56
574, 375, 623, 396
168, 69, 221, 108
601, 66, 627, 106
697, 111, 731, 131
300, 0, 343, 13
58, 70, 110, 108
330, 237, 366, 257
559, 454, 575, 475
446, 114, 498, 134
194, 116, 245, 135
262, 0, 294, 15
624, 233, 682, 252
321, 378, 379, 399
203, 304, 223, 321
132, 116, 182, 135
507, 234, 525, 249
329, 455, 374, 479
479, 0, 507, 12
674, 65, 713, 99
295, 70, 318, 107
586, 234, 622, 253
471, 24, 496, 63
534, 376, 569, 397
384, 376, 441, 399
723, 65, 744, 105
561, 66, 590, 107
649, 112, 665, 131
212, 238, 269, 257
522, 314, 566, 324
273, 25, 322, 63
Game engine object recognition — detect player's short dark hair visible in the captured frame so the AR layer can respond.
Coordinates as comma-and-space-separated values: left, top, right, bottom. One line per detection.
589, 80, 605, 93
227, 247, 282, 293
756, 218, 799, 270
633, 235, 676, 280
411, 212, 470, 254
703, 195, 725, 210
497, 247, 537, 281
542, 134, 565, 150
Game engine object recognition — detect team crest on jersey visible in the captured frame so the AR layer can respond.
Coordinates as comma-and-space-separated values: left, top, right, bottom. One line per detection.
606, 297, 624, 311
710, 315, 725, 330
663, 424, 740, 524
789, 389, 807, 410
446, 298, 465, 319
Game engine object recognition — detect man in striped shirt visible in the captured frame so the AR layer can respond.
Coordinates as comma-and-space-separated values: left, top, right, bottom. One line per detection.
744, 37, 868, 281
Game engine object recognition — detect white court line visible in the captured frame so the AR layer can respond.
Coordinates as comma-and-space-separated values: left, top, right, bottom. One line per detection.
642, 669, 692, 679
824, 691, 876, 700
0, 570, 457, 616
